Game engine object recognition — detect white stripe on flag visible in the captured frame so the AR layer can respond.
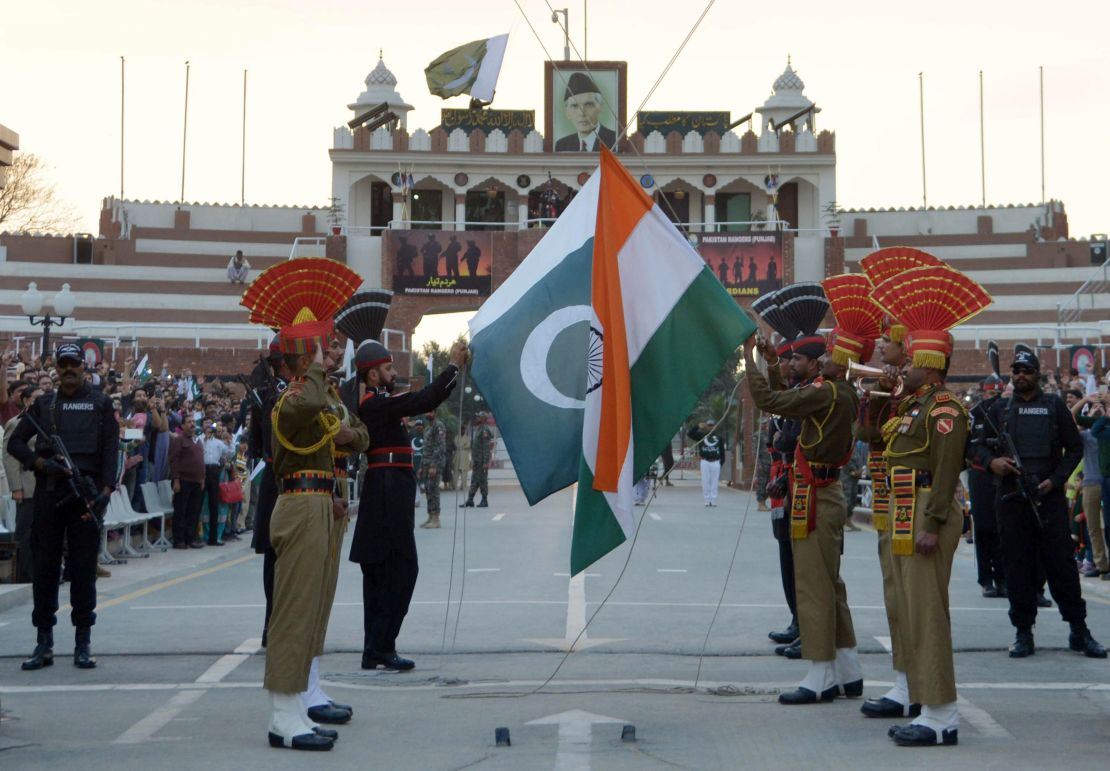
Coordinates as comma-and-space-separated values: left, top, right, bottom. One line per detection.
471, 34, 508, 102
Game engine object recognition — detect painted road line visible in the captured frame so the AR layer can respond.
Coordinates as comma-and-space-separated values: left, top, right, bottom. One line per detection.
527, 709, 624, 771
113, 636, 260, 744
492, 513, 506, 521
657, 569, 687, 573
957, 695, 1013, 738
467, 568, 501, 573
874, 636, 893, 653
648, 512, 662, 521
127, 600, 1009, 611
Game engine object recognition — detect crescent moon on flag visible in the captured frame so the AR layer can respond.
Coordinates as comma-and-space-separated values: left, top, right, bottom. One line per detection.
520, 305, 593, 410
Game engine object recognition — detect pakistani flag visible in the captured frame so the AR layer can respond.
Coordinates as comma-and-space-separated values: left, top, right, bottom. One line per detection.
469, 148, 756, 574
425, 34, 508, 101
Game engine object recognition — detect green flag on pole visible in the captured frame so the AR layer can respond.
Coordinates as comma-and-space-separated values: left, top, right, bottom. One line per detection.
425, 34, 508, 101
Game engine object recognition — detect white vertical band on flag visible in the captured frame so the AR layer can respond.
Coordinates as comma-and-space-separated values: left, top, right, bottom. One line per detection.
469, 171, 600, 337
470, 34, 508, 102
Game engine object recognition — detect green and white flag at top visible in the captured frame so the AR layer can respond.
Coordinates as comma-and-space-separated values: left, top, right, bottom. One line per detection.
468, 148, 756, 575
425, 34, 508, 102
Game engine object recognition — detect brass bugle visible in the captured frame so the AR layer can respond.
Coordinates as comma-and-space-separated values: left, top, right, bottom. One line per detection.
847, 361, 904, 398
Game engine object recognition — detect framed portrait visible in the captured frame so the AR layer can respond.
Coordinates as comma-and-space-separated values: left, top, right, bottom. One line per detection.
544, 61, 627, 153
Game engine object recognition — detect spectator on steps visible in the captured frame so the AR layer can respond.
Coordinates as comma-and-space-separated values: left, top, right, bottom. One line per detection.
227, 250, 251, 284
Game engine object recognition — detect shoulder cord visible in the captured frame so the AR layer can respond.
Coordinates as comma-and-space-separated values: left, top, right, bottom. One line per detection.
885, 386, 949, 459
798, 381, 837, 451
271, 390, 341, 456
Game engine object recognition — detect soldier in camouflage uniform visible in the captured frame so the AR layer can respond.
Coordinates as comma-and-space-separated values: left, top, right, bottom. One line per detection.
420, 411, 447, 528
463, 412, 494, 508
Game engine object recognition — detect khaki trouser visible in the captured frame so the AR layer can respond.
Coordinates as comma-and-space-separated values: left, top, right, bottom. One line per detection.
793, 482, 857, 661
314, 509, 348, 657
237, 477, 252, 531
877, 526, 909, 673
264, 493, 335, 694
896, 487, 961, 706
1082, 485, 1108, 573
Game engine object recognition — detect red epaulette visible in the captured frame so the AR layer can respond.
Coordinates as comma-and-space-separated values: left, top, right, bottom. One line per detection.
360, 392, 376, 405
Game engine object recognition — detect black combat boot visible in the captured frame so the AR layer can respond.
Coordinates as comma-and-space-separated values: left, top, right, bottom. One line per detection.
462, 498, 474, 507
477, 497, 488, 508
1008, 627, 1035, 658
74, 626, 97, 669
1069, 623, 1108, 659
22, 629, 55, 670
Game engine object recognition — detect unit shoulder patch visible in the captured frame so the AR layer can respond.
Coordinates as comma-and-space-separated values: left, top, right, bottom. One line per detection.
930, 405, 960, 418
935, 418, 954, 435
934, 392, 954, 403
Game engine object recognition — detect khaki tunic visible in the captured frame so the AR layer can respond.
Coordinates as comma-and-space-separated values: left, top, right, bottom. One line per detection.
748, 368, 859, 661
263, 363, 369, 694
884, 384, 969, 705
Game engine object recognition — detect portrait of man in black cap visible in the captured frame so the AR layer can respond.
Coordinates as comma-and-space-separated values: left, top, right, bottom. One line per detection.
553, 71, 617, 152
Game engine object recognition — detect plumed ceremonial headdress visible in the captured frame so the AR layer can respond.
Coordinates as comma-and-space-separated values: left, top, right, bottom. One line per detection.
982, 340, 1003, 391
870, 264, 992, 370
859, 247, 946, 344
335, 290, 393, 346
775, 282, 829, 359
240, 257, 362, 355
751, 290, 800, 356
821, 274, 883, 366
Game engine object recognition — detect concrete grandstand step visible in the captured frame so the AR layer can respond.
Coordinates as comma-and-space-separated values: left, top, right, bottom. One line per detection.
119, 252, 288, 270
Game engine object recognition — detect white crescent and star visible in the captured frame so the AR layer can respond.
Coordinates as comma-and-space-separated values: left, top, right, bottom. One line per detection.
520, 305, 593, 409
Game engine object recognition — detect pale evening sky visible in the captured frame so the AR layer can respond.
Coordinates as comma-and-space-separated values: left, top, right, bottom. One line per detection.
2, 1, 1107, 344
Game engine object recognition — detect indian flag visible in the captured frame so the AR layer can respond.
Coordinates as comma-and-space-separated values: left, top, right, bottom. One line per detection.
469, 148, 755, 574
425, 34, 508, 102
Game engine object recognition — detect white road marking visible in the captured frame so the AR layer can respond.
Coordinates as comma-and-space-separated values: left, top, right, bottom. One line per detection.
467, 568, 501, 573
113, 637, 259, 744
527, 709, 625, 771
957, 695, 1013, 738
648, 512, 662, 521
874, 636, 893, 653
657, 569, 687, 573
128, 600, 1010, 612
492, 513, 506, 521
552, 573, 600, 578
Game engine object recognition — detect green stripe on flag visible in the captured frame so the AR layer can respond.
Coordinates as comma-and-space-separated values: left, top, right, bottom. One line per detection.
571, 464, 630, 575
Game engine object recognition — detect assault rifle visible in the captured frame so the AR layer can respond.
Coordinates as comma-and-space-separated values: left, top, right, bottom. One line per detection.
20, 408, 107, 524
979, 401, 1045, 528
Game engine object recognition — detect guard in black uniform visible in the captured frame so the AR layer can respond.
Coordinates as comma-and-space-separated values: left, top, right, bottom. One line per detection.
975, 348, 1106, 658
247, 337, 289, 646
7, 343, 118, 670
349, 338, 468, 671
967, 372, 1006, 597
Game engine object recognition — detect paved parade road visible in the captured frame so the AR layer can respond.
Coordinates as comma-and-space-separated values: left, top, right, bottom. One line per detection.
2, 480, 1110, 768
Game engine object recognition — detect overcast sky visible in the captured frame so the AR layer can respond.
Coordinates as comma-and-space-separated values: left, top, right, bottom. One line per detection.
3, 0, 1107, 245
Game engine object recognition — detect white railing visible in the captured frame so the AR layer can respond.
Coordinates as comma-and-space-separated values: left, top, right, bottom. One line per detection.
289, 237, 328, 260
382, 218, 801, 233
1057, 256, 1110, 324
957, 323, 1105, 348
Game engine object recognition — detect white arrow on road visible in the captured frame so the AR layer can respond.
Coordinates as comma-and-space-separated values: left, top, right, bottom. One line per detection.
525, 571, 624, 651
526, 709, 626, 771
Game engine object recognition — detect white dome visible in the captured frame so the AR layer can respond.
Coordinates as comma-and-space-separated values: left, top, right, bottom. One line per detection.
365, 58, 397, 88
773, 63, 805, 93
349, 53, 413, 121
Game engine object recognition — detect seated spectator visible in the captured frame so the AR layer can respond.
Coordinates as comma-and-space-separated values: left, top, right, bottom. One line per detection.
227, 250, 251, 284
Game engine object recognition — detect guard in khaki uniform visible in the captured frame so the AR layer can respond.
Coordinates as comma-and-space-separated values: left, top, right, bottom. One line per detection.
744, 281, 863, 705
240, 257, 366, 751
856, 246, 945, 720
870, 262, 992, 747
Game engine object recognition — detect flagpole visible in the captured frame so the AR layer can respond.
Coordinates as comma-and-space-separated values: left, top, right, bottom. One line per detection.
1039, 65, 1045, 206
979, 70, 985, 207
584, 0, 588, 60
120, 56, 125, 200
241, 68, 247, 206
180, 60, 190, 204
918, 72, 927, 209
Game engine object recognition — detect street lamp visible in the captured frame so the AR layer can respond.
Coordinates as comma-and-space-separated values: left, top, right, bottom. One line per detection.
21, 282, 77, 363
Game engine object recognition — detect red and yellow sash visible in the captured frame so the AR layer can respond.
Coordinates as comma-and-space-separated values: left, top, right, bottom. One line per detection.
791, 448, 848, 540
868, 450, 890, 531
890, 467, 921, 555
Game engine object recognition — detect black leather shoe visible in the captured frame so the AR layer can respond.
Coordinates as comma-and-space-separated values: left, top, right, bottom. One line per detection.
892, 724, 958, 746
361, 651, 415, 670
1009, 630, 1035, 658
1069, 628, 1108, 659
981, 584, 1000, 598
769, 623, 799, 644
778, 685, 838, 705
307, 704, 352, 724
1036, 592, 1052, 608
861, 698, 922, 718
328, 700, 353, 715
189, 541, 205, 549
775, 641, 802, 659
268, 731, 334, 750
462, 500, 474, 507
22, 633, 54, 671
839, 679, 864, 698
312, 726, 339, 740
477, 499, 488, 507
74, 644, 97, 669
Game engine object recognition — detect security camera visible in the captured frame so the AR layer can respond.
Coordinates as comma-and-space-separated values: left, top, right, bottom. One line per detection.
551, 11, 559, 21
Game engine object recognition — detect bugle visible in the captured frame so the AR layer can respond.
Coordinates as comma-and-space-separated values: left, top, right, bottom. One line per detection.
847, 361, 903, 398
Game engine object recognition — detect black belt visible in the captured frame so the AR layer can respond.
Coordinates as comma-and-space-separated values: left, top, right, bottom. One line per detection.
371, 451, 412, 464
280, 477, 334, 494
810, 466, 840, 482
916, 471, 933, 488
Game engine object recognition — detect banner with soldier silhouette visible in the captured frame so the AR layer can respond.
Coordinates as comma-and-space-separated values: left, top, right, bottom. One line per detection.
691, 232, 783, 299
387, 229, 493, 296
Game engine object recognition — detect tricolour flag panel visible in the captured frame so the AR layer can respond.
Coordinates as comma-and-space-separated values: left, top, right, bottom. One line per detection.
469, 149, 755, 574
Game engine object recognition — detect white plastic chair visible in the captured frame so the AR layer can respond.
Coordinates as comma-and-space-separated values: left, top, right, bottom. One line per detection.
116, 489, 155, 558
99, 491, 131, 565
140, 482, 172, 550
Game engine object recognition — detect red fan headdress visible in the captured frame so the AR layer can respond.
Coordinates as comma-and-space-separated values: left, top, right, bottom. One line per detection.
870, 265, 992, 370
240, 257, 362, 355
859, 247, 946, 344
821, 274, 883, 366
